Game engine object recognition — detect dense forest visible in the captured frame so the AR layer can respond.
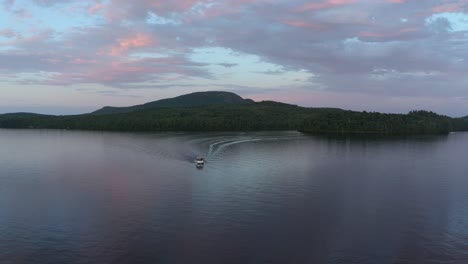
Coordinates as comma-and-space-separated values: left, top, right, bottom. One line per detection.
300, 110, 468, 135
0, 92, 467, 135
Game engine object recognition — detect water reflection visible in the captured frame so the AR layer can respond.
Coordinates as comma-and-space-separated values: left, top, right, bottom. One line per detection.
0, 129, 467, 263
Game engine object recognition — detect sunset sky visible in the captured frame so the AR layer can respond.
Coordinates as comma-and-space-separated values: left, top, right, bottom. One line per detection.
1, 0, 468, 116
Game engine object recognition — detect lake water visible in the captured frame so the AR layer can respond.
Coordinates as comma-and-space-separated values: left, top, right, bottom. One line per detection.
1, 129, 468, 264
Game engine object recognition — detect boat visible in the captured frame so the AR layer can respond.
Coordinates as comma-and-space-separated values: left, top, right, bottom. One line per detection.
195, 157, 204, 167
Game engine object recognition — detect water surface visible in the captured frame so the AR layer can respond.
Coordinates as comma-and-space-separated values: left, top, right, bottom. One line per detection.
1, 129, 468, 264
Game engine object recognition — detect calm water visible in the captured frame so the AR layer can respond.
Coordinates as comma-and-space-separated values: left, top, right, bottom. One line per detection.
1, 129, 468, 264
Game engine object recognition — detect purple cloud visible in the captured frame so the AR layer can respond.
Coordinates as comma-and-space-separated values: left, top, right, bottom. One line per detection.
1, 0, 468, 115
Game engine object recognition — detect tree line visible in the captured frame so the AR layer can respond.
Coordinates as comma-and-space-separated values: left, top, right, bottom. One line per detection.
0, 103, 467, 135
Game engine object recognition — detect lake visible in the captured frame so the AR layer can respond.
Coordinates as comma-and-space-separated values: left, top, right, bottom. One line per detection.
1, 129, 468, 264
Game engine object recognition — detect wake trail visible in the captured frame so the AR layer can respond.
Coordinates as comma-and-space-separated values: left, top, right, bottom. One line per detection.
209, 135, 303, 158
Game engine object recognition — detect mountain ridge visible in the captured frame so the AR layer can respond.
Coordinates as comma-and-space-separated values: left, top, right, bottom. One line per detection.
0, 91, 467, 135
93, 91, 254, 115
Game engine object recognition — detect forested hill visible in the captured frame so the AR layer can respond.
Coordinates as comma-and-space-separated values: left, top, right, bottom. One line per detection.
93, 91, 254, 115
301, 110, 468, 135
0, 95, 467, 135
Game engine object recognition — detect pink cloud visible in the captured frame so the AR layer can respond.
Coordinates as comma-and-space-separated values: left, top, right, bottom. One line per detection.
0, 28, 16, 38
48, 61, 147, 85
102, 0, 276, 22
296, 0, 358, 12
181, 1, 260, 23
103, 0, 211, 21
431, 2, 466, 13
71, 58, 97, 65
295, 0, 404, 12
148, 0, 202, 12
47, 56, 208, 86
87, 3, 105, 14
106, 33, 155, 56
282, 20, 324, 29
359, 27, 418, 38
0, 29, 53, 47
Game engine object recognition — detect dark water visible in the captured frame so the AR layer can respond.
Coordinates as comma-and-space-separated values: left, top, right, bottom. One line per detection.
1, 129, 468, 264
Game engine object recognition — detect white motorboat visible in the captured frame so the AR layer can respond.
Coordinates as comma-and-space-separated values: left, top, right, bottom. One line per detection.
195, 157, 204, 167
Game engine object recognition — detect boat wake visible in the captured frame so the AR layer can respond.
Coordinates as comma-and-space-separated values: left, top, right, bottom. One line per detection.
118, 132, 304, 166
205, 132, 304, 160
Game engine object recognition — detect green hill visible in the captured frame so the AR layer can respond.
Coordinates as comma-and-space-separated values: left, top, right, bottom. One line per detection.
0, 92, 467, 135
93, 91, 254, 115
0, 102, 339, 131
301, 110, 468, 134
0, 113, 53, 128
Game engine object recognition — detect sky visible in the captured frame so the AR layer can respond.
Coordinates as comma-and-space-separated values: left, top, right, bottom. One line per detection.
1, 0, 468, 116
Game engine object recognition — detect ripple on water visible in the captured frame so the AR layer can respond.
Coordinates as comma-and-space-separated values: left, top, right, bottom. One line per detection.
1, 130, 468, 263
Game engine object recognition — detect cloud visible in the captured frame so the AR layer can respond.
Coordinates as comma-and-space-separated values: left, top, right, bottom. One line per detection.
217, 63, 237, 68
43, 56, 211, 88
87, 3, 105, 14
106, 33, 155, 56
296, 0, 358, 12
31, 0, 71, 6
0, 28, 16, 38
431, 2, 468, 13
2, 0, 15, 10
1, 0, 468, 115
